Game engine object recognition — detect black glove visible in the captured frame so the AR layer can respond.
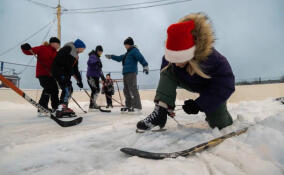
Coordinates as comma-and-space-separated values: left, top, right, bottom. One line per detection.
21, 43, 32, 51
77, 81, 83, 88
182, 99, 200, 115
105, 54, 112, 59
143, 66, 149, 75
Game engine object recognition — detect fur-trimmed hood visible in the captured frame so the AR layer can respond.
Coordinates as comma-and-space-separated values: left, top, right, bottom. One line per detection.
178, 13, 215, 62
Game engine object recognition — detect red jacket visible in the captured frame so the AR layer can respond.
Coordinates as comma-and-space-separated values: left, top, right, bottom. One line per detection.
21, 45, 57, 77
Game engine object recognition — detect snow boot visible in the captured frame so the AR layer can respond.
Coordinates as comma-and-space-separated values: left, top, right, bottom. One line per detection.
55, 104, 75, 118
136, 104, 168, 131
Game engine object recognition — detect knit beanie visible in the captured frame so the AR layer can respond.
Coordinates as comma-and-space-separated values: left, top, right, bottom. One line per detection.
74, 39, 86, 48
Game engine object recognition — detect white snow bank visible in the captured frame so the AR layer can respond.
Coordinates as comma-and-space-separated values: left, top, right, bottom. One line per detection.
0, 99, 283, 175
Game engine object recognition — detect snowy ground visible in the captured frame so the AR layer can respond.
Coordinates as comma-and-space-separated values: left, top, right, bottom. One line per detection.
0, 99, 284, 175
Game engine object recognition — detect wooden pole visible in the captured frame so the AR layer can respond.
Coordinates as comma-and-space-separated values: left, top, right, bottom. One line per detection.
56, 0, 61, 40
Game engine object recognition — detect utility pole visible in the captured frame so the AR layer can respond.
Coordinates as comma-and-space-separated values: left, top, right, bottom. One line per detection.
56, 0, 61, 40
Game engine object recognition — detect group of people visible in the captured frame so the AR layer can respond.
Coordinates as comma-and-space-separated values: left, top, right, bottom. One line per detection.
21, 12, 236, 131
21, 36, 149, 117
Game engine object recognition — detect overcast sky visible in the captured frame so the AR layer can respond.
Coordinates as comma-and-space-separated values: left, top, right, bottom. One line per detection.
0, 0, 284, 89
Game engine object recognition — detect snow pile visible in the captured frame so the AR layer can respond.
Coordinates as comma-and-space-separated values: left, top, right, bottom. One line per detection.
0, 99, 284, 175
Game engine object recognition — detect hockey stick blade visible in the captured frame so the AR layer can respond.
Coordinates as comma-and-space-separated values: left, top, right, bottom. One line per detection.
50, 114, 83, 127
99, 107, 111, 113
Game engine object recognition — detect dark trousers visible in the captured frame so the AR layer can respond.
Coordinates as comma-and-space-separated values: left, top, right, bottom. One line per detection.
38, 76, 59, 109
123, 73, 142, 109
155, 65, 233, 129
87, 76, 100, 106
105, 92, 113, 106
57, 75, 73, 105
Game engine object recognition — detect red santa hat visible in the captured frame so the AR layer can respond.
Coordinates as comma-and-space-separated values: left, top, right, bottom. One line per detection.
165, 20, 195, 63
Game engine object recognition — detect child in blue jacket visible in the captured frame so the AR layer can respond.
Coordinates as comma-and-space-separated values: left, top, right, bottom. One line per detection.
106, 37, 149, 114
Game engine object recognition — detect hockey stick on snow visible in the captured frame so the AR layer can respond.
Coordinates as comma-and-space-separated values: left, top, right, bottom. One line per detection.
0, 74, 82, 127
83, 88, 111, 113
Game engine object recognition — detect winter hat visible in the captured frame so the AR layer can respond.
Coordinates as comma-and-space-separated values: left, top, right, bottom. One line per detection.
95, 45, 103, 52
124, 37, 134, 46
49, 37, 60, 44
165, 20, 195, 63
74, 39, 86, 48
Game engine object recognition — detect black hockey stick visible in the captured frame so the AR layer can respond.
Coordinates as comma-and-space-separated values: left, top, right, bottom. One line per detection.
83, 88, 111, 113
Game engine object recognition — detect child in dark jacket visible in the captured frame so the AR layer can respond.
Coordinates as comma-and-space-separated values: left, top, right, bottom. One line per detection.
21, 37, 61, 116
51, 39, 86, 117
86, 45, 106, 111
137, 13, 235, 131
102, 73, 114, 108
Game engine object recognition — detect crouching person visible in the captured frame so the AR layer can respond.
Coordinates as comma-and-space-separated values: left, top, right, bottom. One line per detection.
51, 39, 86, 117
137, 13, 235, 131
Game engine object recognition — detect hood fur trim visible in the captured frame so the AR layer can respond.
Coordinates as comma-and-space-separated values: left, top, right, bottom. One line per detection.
178, 13, 215, 62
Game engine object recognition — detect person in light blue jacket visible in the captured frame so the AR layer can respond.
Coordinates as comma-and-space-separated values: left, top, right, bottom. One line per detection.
105, 37, 149, 113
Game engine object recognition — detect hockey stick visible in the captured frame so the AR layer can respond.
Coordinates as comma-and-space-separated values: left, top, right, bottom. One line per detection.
83, 88, 111, 112
105, 94, 124, 106
71, 96, 87, 113
0, 74, 82, 127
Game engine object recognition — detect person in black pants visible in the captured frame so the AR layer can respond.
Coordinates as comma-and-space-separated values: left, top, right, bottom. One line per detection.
21, 37, 61, 116
38, 76, 59, 111
86, 46, 106, 111
102, 73, 114, 108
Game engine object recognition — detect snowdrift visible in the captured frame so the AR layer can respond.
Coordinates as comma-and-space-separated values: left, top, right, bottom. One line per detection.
0, 99, 283, 175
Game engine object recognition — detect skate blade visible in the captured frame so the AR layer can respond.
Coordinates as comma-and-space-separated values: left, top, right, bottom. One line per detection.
57, 113, 77, 118
136, 128, 167, 133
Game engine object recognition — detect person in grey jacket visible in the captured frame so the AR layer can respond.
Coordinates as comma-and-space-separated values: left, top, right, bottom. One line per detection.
105, 37, 149, 114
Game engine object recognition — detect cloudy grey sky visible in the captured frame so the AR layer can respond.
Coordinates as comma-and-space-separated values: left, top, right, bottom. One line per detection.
0, 0, 284, 89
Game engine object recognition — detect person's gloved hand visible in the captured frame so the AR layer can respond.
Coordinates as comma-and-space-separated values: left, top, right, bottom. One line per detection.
77, 81, 83, 88
105, 54, 112, 59
182, 99, 200, 115
21, 43, 32, 51
143, 66, 149, 75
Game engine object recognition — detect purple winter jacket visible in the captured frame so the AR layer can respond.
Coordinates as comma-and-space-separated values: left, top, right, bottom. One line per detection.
87, 54, 104, 78
161, 48, 235, 114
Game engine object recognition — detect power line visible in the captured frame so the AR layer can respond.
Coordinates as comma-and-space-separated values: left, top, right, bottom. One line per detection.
0, 61, 36, 68
63, 0, 192, 14
66, 0, 175, 11
16, 19, 56, 75
0, 20, 54, 57
26, 0, 56, 9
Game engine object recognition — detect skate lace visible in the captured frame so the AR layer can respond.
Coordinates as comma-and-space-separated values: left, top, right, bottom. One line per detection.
143, 106, 159, 123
